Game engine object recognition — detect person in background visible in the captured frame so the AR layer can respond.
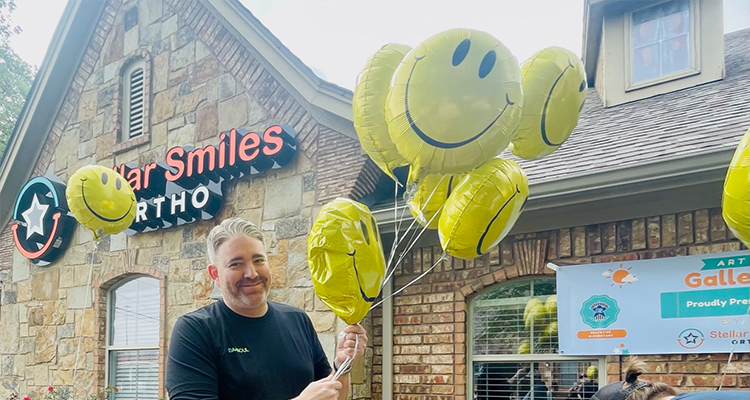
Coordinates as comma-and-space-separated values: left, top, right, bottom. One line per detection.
591, 359, 749, 400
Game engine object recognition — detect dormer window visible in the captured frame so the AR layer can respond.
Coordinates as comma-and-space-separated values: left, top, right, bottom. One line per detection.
627, 0, 698, 90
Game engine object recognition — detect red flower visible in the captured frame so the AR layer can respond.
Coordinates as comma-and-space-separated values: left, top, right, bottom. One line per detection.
48, 386, 54, 391
23, 398, 30, 400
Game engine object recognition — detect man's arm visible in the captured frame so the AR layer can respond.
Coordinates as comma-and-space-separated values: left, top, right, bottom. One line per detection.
166, 316, 220, 400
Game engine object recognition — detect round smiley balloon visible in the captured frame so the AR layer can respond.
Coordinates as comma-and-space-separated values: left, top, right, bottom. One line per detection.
509, 47, 587, 160
722, 130, 749, 246
385, 28, 522, 178
308, 198, 386, 324
353, 43, 412, 179
66, 165, 136, 240
405, 169, 465, 230
439, 158, 528, 259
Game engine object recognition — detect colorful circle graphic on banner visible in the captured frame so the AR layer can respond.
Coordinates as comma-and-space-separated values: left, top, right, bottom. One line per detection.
385, 28, 522, 177
509, 46, 587, 160
11, 176, 76, 266
308, 198, 386, 324
438, 158, 529, 259
66, 165, 136, 240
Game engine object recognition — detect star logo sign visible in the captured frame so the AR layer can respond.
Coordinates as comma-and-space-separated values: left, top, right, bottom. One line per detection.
11, 176, 76, 267
21, 194, 49, 240
677, 328, 704, 349
682, 332, 699, 344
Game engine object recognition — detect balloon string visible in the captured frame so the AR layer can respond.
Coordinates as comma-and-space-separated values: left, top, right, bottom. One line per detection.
73, 239, 97, 387
717, 343, 736, 391
371, 252, 447, 311
332, 331, 359, 381
383, 175, 447, 287
382, 204, 442, 290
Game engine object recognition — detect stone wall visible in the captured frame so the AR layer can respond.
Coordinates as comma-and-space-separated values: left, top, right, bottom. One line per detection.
0, 0, 374, 398
373, 208, 749, 400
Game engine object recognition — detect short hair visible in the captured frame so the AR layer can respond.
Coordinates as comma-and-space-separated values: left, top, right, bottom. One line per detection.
206, 218, 265, 264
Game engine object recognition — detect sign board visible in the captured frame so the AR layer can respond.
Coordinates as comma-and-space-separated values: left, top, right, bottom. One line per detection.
557, 251, 750, 355
11, 125, 297, 266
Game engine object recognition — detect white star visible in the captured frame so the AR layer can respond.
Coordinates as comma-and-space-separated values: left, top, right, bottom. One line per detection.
21, 194, 49, 240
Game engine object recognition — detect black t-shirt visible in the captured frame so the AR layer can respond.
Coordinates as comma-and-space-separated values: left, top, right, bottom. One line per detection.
166, 300, 332, 400
674, 392, 750, 400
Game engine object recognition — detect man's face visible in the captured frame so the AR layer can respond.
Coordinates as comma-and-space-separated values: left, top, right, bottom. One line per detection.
209, 235, 271, 317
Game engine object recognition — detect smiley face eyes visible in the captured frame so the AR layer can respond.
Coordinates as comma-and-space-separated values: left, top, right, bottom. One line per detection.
452, 39, 471, 66
100, 172, 123, 190
479, 50, 496, 79
452, 39, 495, 79
579, 80, 586, 92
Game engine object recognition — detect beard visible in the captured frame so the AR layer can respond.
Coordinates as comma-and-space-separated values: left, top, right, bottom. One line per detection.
223, 276, 270, 309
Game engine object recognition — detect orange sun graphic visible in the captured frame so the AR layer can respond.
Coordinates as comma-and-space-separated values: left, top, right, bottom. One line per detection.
602, 264, 638, 288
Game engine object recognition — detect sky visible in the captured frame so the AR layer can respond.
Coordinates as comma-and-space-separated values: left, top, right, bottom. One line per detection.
8, 0, 750, 90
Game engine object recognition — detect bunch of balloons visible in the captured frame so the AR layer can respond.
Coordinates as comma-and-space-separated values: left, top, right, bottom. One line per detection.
519, 295, 558, 353
353, 28, 587, 259
307, 28, 587, 325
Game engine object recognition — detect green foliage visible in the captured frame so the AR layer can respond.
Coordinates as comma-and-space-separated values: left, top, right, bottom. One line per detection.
0, 0, 35, 157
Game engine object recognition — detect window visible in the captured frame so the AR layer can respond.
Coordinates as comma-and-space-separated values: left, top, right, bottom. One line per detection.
122, 60, 146, 140
107, 277, 160, 400
470, 278, 602, 400
629, 0, 696, 87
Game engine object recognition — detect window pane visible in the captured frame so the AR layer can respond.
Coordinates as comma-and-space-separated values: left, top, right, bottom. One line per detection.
632, 44, 661, 83
472, 279, 557, 356
631, 0, 690, 84
111, 277, 160, 346
661, 34, 690, 75
110, 349, 159, 400
473, 361, 599, 400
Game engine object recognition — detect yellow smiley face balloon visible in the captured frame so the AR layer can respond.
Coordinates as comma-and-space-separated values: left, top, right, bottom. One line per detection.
66, 165, 136, 240
308, 198, 386, 324
438, 158, 528, 259
353, 43, 412, 179
385, 28, 522, 178
722, 130, 749, 246
405, 168, 465, 230
509, 47, 587, 160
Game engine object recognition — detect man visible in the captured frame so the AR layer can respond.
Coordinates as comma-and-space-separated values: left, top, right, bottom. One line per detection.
166, 218, 367, 400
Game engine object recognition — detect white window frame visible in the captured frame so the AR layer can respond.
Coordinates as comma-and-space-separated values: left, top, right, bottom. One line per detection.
104, 276, 160, 399
121, 59, 146, 141
466, 278, 606, 400
625, 0, 701, 91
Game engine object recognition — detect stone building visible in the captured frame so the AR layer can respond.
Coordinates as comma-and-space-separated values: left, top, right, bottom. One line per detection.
0, 0, 748, 400
0, 0, 380, 398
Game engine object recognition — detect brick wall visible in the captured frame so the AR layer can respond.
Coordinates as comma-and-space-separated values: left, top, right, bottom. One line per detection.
373, 207, 749, 400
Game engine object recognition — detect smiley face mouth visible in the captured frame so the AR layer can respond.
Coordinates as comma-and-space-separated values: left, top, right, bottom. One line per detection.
476, 184, 522, 256
404, 55, 515, 149
348, 250, 379, 302
541, 58, 576, 147
80, 178, 135, 222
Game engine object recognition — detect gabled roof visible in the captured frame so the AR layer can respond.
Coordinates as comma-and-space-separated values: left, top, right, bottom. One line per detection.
0, 0, 357, 228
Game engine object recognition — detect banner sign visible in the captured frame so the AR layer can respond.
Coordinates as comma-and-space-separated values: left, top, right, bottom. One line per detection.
11, 125, 297, 266
557, 251, 750, 355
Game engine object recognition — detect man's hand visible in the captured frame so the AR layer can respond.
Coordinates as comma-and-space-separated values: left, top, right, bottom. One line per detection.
294, 376, 342, 400
335, 324, 367, 366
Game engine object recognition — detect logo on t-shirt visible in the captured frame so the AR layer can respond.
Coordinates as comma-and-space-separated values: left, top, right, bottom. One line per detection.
228, 347, 249, 353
